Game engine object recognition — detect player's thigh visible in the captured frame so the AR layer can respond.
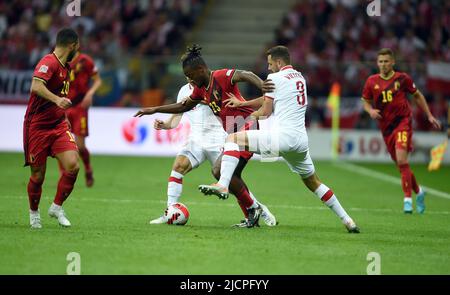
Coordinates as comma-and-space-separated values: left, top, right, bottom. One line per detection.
24, 128, 52, 167
172, 155, 193, 175
177, 142, 206, 170
52, 129, 79, 171
281, 149, 316, 179
55, 150, 80, 172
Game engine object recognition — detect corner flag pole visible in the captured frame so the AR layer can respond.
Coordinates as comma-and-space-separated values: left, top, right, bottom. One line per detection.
327, 82, 341, 161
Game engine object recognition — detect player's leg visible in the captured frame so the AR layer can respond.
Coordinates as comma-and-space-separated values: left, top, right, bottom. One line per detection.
149, 155, 193, 224
210, 155, 261, 227
75, 135, 94, 187
150, 142, 201, 224
283, 150, 359, 233
199, 132, 249, 198
28, 163, 46, 229
394, 126, 424, 213
48, 129, 80, 227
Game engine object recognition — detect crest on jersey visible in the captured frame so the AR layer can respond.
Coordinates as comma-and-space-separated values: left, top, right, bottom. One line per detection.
395, 81, 400, 90
374, 84, 379, 89
38, 65, 48, 73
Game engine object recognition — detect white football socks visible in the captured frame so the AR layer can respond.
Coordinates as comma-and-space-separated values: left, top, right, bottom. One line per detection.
167, 170, 184, 206
314, 183, 351, 223
218, 142, 240, 189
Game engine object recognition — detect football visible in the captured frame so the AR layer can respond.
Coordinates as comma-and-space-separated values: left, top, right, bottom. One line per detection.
165, 203, 190, 225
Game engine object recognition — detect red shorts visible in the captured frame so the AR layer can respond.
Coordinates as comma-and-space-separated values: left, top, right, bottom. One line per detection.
66, 106, 89, 137
23, 121, 78, 167
382, 118, 413, 162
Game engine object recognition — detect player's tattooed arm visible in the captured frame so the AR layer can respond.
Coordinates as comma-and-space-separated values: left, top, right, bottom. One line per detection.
232, 70, 275, 93
31, 78, 72, 109
412, 90, 441, 130
134, 97, 198, 117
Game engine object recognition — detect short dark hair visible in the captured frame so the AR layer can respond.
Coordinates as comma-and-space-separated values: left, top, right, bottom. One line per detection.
181, 44, 207, 69
377, 48, 394, 58
56, 28, 79, 47
266, 45, 290, 64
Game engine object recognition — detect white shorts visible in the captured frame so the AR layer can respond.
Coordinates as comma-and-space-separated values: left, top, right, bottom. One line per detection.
247, 129, 315, 178
178, 135, 225, 169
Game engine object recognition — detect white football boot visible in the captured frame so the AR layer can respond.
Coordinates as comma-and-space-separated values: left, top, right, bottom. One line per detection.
29, 210, 42, 229
48, 203, 71, 227
258, 202, 278, 226
149, 215, 168, 224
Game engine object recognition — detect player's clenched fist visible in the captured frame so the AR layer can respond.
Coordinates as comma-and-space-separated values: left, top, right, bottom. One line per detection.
153, 119, 166, 130
134, 107, 157, 117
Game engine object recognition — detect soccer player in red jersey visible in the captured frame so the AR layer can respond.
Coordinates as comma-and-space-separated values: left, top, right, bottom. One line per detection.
361, 48, 441, 214
67, 51, 102, 187
24, 28, 80, 228
135, 45, 275, 227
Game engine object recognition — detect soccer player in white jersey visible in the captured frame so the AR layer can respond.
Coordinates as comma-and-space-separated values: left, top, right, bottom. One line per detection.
199, 46, 360, 233
150, 80, 277, 227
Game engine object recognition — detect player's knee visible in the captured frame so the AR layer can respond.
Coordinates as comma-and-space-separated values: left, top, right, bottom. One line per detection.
65, 159, 80, 174
396, 158, 408, 166
226, 134, 235, 143
31, 172, 45, 184
173, 161, 189, 175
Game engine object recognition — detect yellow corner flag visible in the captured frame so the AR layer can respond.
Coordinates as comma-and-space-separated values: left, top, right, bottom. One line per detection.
327, 82, 341, 160
428, 140, 448, 171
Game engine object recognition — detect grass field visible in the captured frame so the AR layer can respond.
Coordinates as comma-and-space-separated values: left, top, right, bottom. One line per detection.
0, 152, 449, 274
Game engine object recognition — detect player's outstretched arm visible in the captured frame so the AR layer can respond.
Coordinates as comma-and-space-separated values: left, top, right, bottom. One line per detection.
412, 90, 441, 130
31, 78, 72, 109
134, 98, 198, 117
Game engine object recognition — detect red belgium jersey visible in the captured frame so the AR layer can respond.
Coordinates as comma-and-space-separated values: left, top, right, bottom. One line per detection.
362, 71, 417, 136
68, 53, 98, 106
24, 53, 71, 128
190, 69, 255, 134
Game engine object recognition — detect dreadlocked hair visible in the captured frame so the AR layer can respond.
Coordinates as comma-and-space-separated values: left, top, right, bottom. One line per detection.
181, 44, 206, 69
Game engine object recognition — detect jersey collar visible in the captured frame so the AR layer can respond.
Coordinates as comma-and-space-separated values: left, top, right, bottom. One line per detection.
205, 70, 214, 90
280, 65, 293, 71
52, 52, 66, 68
379, 71, 395, 80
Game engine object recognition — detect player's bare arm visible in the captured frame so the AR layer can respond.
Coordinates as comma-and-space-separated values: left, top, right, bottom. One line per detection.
134, 97, 198, 117
81, 73, 102, 108
223, 92, 264, 109
31, 78, 72, 109
232, 70, 275, 93
361, 98, 382, 120
250, 97, 274, 120
412, 90, 441, 130
154, 114, 183, 130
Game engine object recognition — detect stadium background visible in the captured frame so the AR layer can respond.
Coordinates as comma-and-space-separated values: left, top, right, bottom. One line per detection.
0, 0, 449, 275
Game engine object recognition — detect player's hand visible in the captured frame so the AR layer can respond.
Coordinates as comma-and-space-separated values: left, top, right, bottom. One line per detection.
57, 97, 72, 109
428, 115, 441, 130
154, 119, 167, 130
223, 92, 242, 108
262, 79, 275, 93
369, 109, 382, 120
134, 107, 156, 117
80, 93, 93, 108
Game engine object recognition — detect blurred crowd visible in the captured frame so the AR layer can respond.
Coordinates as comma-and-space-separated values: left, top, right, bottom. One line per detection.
0, 0, 206, 70
264, 0, 449, 130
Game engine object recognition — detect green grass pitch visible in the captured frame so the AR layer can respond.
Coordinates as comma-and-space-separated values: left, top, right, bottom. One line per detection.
0, 152, 449, 274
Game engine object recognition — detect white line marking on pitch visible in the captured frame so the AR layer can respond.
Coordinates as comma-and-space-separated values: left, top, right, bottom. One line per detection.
334, 162, 450, 200
3, 195, 450, 215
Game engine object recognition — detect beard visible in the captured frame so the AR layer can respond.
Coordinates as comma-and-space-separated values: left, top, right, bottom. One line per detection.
67, 49, 77, 62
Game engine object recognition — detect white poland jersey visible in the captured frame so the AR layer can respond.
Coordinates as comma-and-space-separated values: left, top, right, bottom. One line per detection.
264, 65, 308, 136
176, 83, 226, 141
